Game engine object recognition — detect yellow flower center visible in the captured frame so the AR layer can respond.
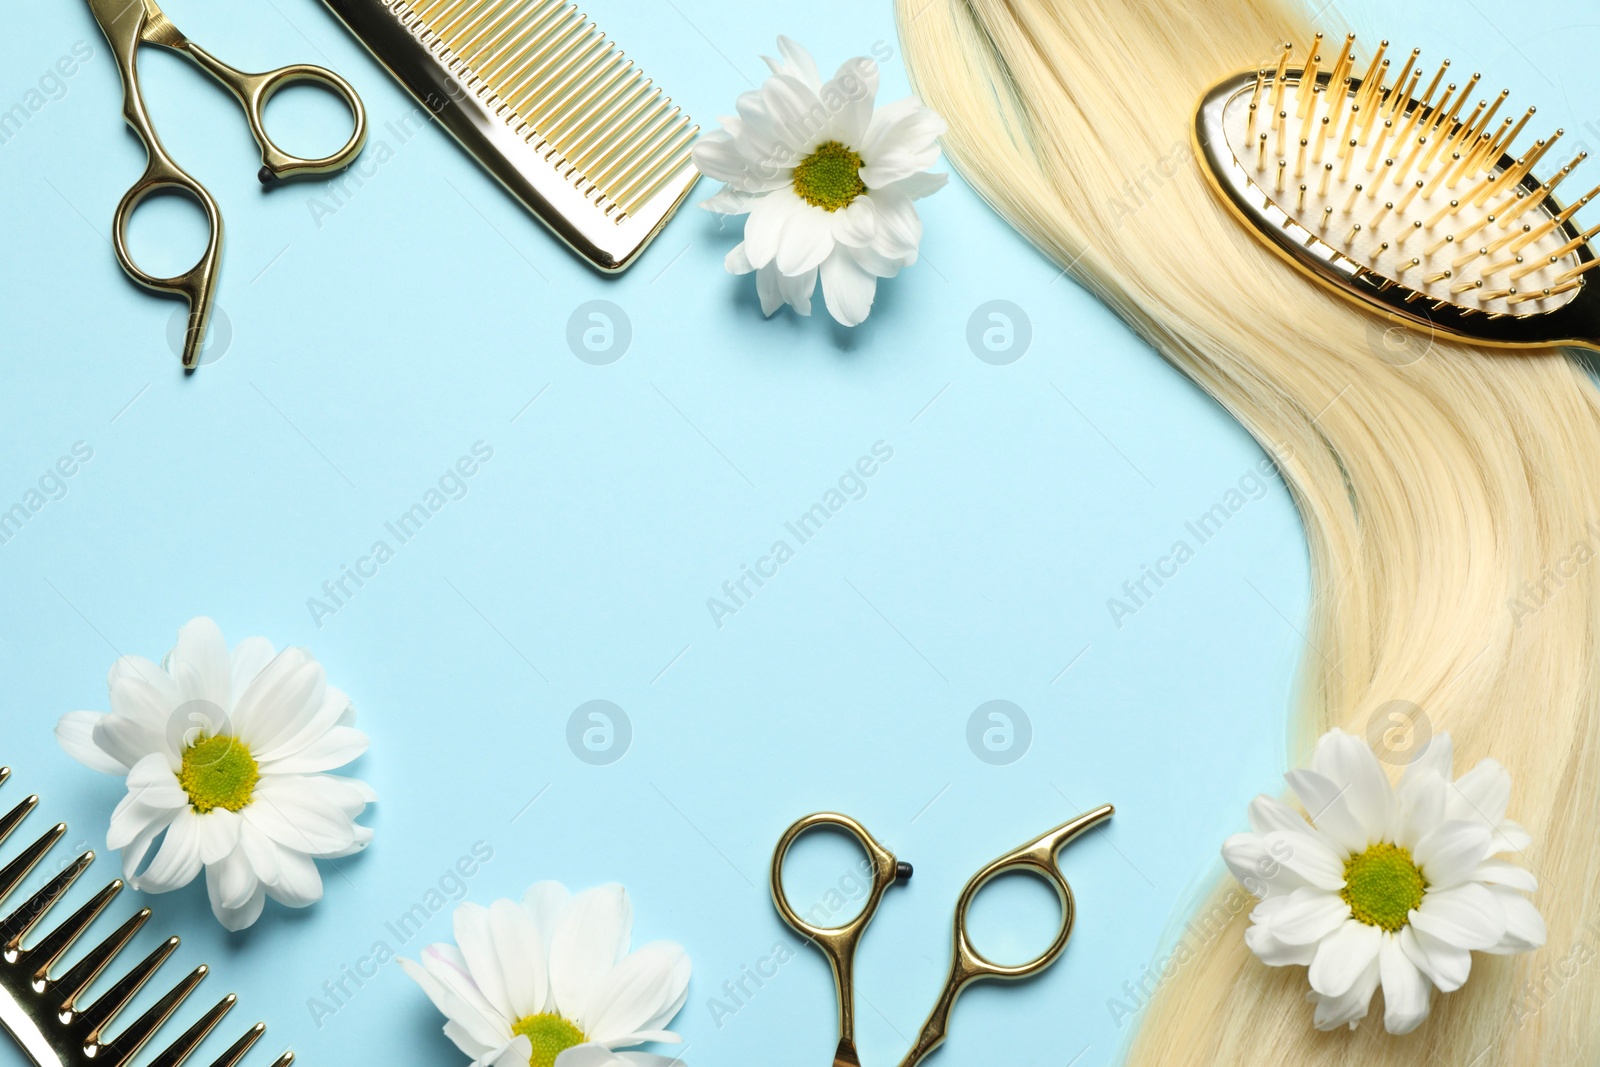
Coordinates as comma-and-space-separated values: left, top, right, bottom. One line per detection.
511, 1013, 586, 1067
178, 735, 259, 814
1341, 842, 1427, 932
792, 140, 866, 211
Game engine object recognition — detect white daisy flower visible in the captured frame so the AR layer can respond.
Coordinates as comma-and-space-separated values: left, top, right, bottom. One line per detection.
693, 35, 948, 327
54, 616, 374, 931
1224, 728, 1545, 1034
401, 882, 691, 1067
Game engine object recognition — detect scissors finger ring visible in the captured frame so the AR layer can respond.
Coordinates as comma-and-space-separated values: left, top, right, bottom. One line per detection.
771, 805, 1114, 1067
88, 0, 367, 372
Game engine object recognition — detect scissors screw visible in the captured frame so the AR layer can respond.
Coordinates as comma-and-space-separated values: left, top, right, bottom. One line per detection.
895, 862, 914, 882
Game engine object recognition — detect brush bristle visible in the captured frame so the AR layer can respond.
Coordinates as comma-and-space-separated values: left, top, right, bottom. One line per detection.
1224, 34, 1595, 316
393, 0, 698, 220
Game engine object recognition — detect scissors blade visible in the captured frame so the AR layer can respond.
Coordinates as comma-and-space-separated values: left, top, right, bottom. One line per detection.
832, 1037, 862, 1067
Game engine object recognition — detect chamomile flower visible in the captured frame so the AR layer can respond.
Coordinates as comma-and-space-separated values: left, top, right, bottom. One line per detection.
55, 617, 374, 931
693, 36, 948, 326
1224, 728, 1544, 1033
402, 882, 691, 1067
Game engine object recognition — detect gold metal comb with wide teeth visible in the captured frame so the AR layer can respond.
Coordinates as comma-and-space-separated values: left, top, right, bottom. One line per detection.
0, 766, 290, 1067
320, 0, 700, 271
1195, 33, 1600, 352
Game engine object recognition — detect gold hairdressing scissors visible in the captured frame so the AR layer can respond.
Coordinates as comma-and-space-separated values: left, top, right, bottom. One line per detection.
771, 806, 1114, 1067
88, 0, 367, 371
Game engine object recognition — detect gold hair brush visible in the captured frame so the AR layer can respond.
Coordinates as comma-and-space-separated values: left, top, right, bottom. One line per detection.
1195, 34, 1600, 351
0, 766, 290, 1067
320, 0, 700, 271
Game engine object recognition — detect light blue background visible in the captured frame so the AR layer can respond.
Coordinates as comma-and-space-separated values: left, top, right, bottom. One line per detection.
1, 1, 1594, 1065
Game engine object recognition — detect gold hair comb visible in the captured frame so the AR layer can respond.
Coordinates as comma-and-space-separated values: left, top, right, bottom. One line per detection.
1195, 34, 1600, 352
0, 766, 290, 1067
320, 0, 700, 271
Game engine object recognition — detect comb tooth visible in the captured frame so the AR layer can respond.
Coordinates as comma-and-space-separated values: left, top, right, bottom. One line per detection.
1270, 42, 1293, 117
53, 907, 151, 1012
513, 32, 610, 120
99, 964, 209, 1063
479, 3, 578, 86
1557, 259, 1600, 284
564, 74, 653, 168
1500, 154, 1585, 227
569, 81, 661, 174
0, 820, 65, 904
1356, 39, 1388, 95
25, 877, 123, 980
0, 791, 38, 850
74, 934, 181, 1042
146, 994, 237, 1067
1358, 60, 1390, 143
530, 47, 623, 139
540, 57, 635, 147
612, 122, 697, 213
621, 138, 698, 216
588, 103, 680, 190
1328, 33, 1356, 92
268, 1053, 295, 1067
469, 0, 560, 66
446, 0, 520, 53
1, 847, 92, 951
1297, 38, 1322, 119
505, 21, 603, 113
471, 0, 565, 78
208, 1022, 266, 1067
494, 10, 587, 104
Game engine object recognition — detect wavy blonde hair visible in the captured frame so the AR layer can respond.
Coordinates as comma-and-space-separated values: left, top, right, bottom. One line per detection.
894, 0, 1600, 1062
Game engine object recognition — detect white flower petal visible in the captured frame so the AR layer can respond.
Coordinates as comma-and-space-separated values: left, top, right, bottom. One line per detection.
455, 902, 517, 1022
1412, 820, 1494, 888
402, 949, 509, 1049
491, 898, 549, 1018
777, 265, 818, 317
580, 942, 691, 1045
699, 186, 757, 215
1403, 732, 1454, 783
1492, 819, 1533, 854
549, 885, 633, 1020
1283, 768, 1370, 855
195, 809, 242, 865
1399, 925, 1471, 992
95, 692, 178, 770
1470, 859, 1537, 892
863, 187, 922, 260
821, 58, 878, 145
107, 653, 182, 708
819, 249, 877, 326
1483, 886, 1546, 954
775, 203, 838, 276
524, 882, 573, 954
246, 777, 362, 855
108, 794, 180, 852
1261, 887, 1351, 945
1244, 915, 1318, 966
1222, 832, 1310, 899
207, 842, 259, 909
259, 725, 368, 774
231, 650, 326, 756
228, 636, 277, 706
165, 617, 232, 710
56, 711, 127, 774
479, 1039, 535, 1067
1309, 728, 1395, 843
744, 188, 805, 269
1378, 932, 1431, 1034
263, 846, 324, 908
1260, 829, 1347, 891
124, 752, 188, 809
1246, 795, 1308, 835
132, 807, 203, 893
1411, 883, 1506, 950
753, 262, 783, 316
765, 35, 821, 91
1445, 759, 1512, 827
858, 97, 946, 187
210, 878, 266, 932
1310, 948, 1380, 1031
879, 170, 948, 201
1395, 766, 1448, 849
1308, 919, 1382, 997
443, 1021, 495, 1061
831, 196, 877, 248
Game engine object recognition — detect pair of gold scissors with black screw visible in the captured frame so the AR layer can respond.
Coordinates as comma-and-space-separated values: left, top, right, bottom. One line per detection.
772, 805, 1113, 1067
87, 0, 367, 371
